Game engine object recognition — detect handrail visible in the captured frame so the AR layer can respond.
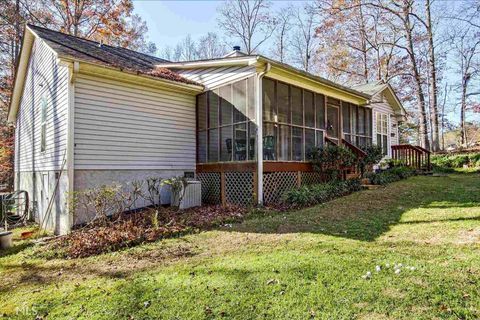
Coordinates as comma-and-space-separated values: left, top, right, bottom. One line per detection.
391, 144, 431, 171
342, 138, 367, 159
324, 136, 338, 145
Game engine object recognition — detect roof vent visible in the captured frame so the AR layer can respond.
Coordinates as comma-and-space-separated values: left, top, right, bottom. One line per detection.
233, 45, 241, 51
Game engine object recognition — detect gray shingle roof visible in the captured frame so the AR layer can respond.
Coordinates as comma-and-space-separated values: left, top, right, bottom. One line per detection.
351, 81, 386, 95
27, 24, 199, 85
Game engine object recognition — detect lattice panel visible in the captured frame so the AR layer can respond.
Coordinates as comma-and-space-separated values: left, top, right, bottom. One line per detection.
225, 172, 254, 206
197, 172, 221, 204
301, 171, 324, 186
263, 172, 297, 204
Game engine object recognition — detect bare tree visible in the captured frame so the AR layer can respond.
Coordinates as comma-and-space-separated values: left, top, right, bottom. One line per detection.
423, 0, 440, 151
217, 0, 276, 54
197, 32, 227, 59
290, 4, 316, 72
270, 5, 293, 63
451, 27, 480, 146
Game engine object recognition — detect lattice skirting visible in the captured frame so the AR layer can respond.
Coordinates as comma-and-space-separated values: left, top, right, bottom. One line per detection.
197, 172, 221, 204
199, 170, 330, 206
263, 172, 297, 204
301, 171, 325, 186
225, 172, 254, 206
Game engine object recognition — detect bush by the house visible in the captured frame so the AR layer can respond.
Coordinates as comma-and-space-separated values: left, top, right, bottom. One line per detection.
308, 144, 357, 179
365, 166, 416, 185
431, 152, 480, 169
283, 179, 361, 207
359, 145, 384, 175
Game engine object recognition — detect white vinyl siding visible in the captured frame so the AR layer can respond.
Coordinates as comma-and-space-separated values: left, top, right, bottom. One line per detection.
371, 92, 399, 156
176, 65, 256, 90
15, 38, 69, 172
74, 74, 196, 170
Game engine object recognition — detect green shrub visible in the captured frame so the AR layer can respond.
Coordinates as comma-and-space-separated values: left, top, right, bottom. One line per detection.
359, 145, 384, 174
283, 178, 363, 207
431, 152, 480, 169
365, 166, 415, 185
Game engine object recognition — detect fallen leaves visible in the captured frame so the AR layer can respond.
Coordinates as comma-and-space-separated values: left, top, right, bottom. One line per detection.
47, 205, 248, 258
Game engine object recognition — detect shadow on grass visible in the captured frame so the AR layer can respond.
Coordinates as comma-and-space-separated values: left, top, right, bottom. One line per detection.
0, 241, 34, 258
226, 174, 480, 242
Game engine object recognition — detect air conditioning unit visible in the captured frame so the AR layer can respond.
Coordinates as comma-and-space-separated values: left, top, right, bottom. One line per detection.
171, 180, 201, 209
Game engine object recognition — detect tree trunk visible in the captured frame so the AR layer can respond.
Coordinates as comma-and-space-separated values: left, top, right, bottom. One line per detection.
461, 78, 467, 146
425, 0, 440, 151
403, 2, 430, 150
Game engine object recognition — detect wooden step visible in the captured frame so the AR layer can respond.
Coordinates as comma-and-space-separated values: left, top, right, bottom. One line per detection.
362, 184, 383, 190
346, 173, 361, 180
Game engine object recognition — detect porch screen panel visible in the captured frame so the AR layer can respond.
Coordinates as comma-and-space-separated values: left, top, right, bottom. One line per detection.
208, 128, 219, 162
292, 127, 303, 161
304, 91, 314, 128
197, 77, 257, 163
316, 94, 325, 129
220, 126, 232, 161
291, 86, 303, 126
233, 80, 247, 123
305, 129, 315, 159
263, 78, 275, 122
220, 86, 232, 126
198, 93, 207, 130
263, 122, 276, 160
277, 83, 290, 123
234, 123, 247, 160
278, 124, 291, 160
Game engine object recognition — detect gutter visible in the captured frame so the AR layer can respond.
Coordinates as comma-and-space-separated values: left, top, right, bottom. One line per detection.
256, 62, 271, 206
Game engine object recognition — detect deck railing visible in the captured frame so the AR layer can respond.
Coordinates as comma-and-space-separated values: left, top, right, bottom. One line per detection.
391, 144, 431, 171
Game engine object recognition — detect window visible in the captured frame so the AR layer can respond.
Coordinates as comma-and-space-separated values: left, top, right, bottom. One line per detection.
197, 77, 256, 163
40, 97, 47, 152
376, 112, 389, 155
342, 103, 372, 148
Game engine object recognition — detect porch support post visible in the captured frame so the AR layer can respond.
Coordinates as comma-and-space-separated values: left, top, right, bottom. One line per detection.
256, 63, 270, 206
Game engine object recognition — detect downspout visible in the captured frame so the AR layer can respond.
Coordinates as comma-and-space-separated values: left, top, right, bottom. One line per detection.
66, 61, 79, 233
256, 62, 271, 206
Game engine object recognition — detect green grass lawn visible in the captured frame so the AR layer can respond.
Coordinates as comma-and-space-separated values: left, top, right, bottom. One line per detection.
1, 174, 479, 319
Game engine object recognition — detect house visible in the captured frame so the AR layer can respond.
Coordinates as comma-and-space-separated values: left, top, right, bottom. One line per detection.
9, 25, 408, 234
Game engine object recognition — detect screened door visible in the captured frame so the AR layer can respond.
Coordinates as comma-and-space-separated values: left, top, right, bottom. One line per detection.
326, 105, 340, 143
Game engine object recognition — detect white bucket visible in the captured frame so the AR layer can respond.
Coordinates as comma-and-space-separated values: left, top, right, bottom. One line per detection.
0, 231, 13, 249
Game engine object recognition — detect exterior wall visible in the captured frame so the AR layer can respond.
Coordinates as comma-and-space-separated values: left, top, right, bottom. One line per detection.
74, 73, 197, 170
73, 169, 187, 225
14, 38, 69, 173
14, 38, 70, 234
371, 92, 399, 157
176, 65, 256, 90
17, 170, 69, 234
72, 73, 197, 225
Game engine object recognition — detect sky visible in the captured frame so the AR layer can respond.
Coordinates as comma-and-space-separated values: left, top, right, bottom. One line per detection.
134, 1, 223, 49
133, 0, 478, 126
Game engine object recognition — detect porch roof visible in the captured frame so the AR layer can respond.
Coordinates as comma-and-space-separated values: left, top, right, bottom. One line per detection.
156, 55, 372, 105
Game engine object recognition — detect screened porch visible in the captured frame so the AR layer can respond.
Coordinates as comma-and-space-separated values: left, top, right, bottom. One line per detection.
196, 77, 372, 206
